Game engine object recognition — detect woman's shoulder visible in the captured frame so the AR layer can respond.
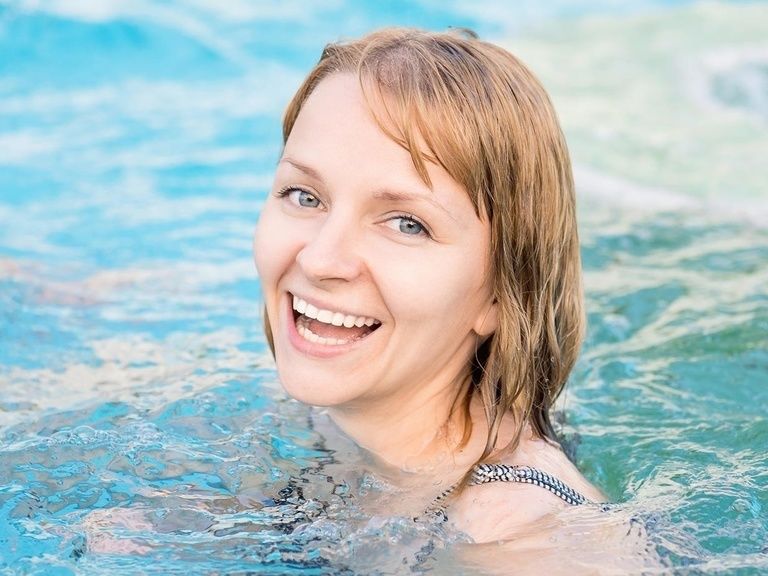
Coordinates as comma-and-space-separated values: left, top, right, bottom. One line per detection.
510, 434, 606, 502
448, 436, 606, 543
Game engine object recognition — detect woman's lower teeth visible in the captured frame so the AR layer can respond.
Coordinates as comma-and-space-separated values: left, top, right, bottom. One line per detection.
296, 321, 358, 346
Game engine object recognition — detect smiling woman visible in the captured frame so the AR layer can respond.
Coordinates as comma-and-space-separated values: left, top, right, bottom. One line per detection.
253, 27, 611, 550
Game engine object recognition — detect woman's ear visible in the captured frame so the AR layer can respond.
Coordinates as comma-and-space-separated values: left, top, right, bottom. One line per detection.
473, 298, 498, 339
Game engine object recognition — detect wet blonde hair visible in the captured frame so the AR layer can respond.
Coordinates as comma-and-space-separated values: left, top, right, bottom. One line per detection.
269, 27, 584, 467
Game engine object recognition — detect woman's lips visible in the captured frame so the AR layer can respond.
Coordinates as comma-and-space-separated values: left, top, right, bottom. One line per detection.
284, 293, 381, 357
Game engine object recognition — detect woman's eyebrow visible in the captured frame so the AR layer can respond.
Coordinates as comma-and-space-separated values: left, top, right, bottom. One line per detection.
372, 189, 459, 223
278, 157, 325, 182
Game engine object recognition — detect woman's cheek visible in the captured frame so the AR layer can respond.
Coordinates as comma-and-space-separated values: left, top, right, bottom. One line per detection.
373, 251, 445, 315
399, 249, 487, 325
254, 204, 287, 279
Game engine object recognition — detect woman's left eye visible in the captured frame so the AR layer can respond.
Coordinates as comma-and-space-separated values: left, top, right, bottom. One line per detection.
279, 187, 321, 208
388, 215, 429, 237
293, 189, 321, 208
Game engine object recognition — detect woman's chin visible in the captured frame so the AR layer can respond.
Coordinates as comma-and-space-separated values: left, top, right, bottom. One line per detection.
277, 376, 355, 408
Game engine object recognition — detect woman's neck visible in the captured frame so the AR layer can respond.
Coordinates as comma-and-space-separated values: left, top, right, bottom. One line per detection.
324, 379, 485, 479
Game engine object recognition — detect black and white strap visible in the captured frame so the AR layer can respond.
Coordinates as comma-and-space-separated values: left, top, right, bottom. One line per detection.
421, 463, 589, 521
471, 463, 587, 505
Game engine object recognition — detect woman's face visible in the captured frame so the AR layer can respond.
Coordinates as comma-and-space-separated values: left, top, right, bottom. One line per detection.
254, 73, 496, 412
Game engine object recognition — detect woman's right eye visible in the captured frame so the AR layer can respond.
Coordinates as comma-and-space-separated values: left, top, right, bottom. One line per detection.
280, 187, 321, 208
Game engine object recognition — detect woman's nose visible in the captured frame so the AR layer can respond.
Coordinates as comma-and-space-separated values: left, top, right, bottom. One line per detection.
295, 215, 363, 284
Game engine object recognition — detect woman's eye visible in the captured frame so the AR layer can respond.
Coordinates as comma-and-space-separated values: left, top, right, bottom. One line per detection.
282, 188, 321, 208
296, 190, 320, 208
390, 216, 428, 237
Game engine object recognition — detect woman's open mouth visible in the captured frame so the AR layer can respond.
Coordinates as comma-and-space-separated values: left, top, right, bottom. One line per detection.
291, 294, 381, 346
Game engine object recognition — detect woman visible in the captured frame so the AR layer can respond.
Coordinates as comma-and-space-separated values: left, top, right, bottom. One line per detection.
254, 27, 606, 544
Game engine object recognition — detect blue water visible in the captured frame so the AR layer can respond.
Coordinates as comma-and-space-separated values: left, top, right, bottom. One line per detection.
1, 1, 767, 574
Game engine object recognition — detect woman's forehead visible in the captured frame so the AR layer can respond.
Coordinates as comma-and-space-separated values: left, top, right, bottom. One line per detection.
285, 73, 480, 209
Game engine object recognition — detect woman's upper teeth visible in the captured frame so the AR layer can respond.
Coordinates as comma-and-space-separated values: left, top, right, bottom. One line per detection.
293, 295, 379, 328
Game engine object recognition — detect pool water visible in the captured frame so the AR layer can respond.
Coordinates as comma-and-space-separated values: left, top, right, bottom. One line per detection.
1, 1, 767, 574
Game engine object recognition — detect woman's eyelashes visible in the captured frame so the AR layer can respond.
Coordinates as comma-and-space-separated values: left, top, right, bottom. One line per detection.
385, 214, 431, 238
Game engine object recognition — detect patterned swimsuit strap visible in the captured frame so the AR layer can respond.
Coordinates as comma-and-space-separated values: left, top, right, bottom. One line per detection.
471, 463, 588, 505
422, 463, 589, 522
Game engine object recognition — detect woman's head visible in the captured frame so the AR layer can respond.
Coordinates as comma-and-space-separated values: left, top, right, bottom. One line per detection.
257, 27, 583, 459
255, 72, 497, 421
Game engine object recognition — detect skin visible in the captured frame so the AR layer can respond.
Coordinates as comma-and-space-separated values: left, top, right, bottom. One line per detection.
254, 73, 605, 542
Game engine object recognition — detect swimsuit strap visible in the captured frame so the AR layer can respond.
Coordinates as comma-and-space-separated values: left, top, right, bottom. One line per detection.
422, 463, 588, 521
471, 463, 587, 505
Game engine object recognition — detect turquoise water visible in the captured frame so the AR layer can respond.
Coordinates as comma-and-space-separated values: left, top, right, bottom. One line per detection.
1, 1, 767, 574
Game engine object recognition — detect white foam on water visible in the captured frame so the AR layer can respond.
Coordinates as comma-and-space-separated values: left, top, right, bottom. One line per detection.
183, 0, 344, 23
0, 71, 300, 118
13, 0, 144, 23
0, 327, 265, 429
575, 163, 694, 211
431, 0, 646, 35
0, 70, 301, 172
575, 163, 768, 228
14, 0, 344, 28
13, 0, 266, 71
684, 44, 768, 122
500, 2, 768, 205
0, 131, 62, 163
